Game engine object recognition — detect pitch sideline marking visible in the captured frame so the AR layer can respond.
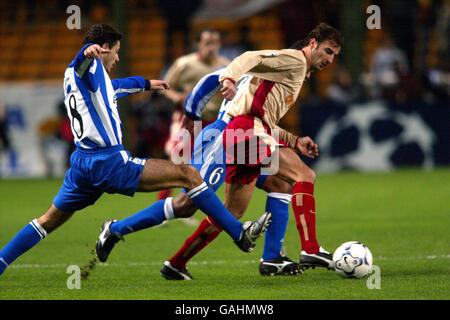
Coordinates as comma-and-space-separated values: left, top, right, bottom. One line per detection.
9, 254, 450, 270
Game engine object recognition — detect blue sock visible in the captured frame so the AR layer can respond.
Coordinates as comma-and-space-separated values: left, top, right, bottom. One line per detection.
110, 200, 167, 235
187, 182, 242, 240
0, 220, 47, 275
262, 193, 290, 261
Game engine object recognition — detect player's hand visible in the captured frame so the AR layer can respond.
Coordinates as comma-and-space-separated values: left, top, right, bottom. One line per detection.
150, 80, 170, 90
220, 79, 237, 100
180, 114, 194, 133
84, 44, 110, 58
296, 136, 319, 159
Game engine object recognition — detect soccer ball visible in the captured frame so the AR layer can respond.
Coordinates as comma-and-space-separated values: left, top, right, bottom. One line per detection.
333, 241, 373, 278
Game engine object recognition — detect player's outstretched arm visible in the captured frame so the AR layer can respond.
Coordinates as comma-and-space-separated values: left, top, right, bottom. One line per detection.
111, 77, 169, 100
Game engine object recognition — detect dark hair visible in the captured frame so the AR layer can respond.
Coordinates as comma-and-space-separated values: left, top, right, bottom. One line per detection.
290, 22, 343, 49
83, 24, 122, 48
196, 29, 221, 42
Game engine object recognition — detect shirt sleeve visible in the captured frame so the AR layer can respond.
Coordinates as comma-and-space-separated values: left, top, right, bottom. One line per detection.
219, 50, 304, 84
111, 76, 149, 99
218, 51, 265, 83
183, 69, 223, 120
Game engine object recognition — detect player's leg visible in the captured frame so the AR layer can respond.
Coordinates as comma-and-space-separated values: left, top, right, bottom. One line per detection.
109, 191, 197, 236
275, 147, 333, 269
96, 159, 270, 262
0, 154, 102, 276
121, 158, 244, 239
258, 175, 292, 261
0, 205, 74, 276
96, 161, 238, 262
100, 122, 235, 263
163, 173, 299, 279
98, 159, 240, 260
162, 179, 260, 279
256, 175, 300, 276
163, 130, 229, 279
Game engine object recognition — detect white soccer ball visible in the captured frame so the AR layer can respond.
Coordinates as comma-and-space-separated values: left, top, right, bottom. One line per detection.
333, 241, 373, 278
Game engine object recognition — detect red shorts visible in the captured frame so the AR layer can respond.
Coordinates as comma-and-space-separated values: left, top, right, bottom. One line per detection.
223, 115, 287, 184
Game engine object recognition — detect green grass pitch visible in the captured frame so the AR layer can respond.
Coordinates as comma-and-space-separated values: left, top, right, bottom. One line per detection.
0, 168, 449, 300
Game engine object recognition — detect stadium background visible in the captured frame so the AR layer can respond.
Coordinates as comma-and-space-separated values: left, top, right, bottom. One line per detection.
0, 0, 448, 176
0, 0, 449, 301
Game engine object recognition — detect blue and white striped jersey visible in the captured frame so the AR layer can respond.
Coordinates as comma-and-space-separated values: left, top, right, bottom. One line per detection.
183, 68, 252, 124
63, 43, 149, 149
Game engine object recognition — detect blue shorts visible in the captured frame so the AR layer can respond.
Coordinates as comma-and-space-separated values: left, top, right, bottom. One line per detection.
190, 120, 267, 191
53, 145, 146, 212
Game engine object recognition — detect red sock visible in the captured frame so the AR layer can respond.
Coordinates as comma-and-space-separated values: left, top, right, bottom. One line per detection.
292, 181, 320, 254
157, 189, 172, 200
169, 217, 223, 269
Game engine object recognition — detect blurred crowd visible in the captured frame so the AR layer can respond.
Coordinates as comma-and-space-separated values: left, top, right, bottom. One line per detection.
1, 0, 448, 171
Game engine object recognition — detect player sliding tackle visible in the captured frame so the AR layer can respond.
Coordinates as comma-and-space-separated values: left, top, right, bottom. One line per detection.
0, 24, 271, 277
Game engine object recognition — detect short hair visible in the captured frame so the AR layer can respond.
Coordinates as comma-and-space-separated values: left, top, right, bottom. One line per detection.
83, 24, 122, 48
196, 29, 221, 42
290, 22, 343, 49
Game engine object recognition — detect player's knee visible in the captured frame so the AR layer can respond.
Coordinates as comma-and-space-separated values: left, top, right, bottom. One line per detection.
179, 164, 203, 189
298, 168, 316, 183
289, 166, 316, 184
263, 177, 292, 194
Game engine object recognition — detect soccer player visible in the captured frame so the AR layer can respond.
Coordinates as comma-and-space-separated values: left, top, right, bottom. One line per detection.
158, 29, 229, 202
0, 24, 271, 277
216, 22, 343, 271
95, 69, 301, 279
162, 29, 229, 121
